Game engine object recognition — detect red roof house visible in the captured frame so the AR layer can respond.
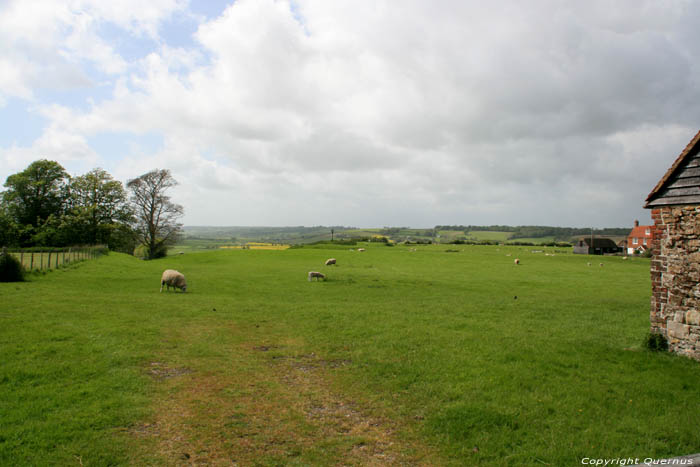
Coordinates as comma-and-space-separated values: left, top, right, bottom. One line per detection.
626, 219, 654, 254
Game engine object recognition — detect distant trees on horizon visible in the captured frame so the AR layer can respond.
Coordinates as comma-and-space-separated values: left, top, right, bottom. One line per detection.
435, 225, 631, 242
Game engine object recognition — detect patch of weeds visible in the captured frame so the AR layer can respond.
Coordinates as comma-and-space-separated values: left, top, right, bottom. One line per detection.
643, 332, 668, 352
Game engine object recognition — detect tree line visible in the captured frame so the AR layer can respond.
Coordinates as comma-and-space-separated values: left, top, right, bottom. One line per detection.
0, 160, 183, 259
435, 225, 631, 241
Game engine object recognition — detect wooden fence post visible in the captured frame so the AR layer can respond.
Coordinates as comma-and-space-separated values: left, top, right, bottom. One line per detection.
48, 252, 52, 269
30, 252, 34, 270
40, 252, 43, 270
20, 252, 23, 269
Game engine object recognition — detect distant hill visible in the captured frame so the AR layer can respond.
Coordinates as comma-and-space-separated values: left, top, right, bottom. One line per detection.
180, 224, 632, 246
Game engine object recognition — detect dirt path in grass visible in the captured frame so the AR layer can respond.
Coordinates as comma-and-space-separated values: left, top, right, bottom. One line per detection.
132, 338, 437, 466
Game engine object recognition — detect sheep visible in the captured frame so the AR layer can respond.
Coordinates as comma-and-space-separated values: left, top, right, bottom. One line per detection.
160, 269, 187, 292
587, 262, 591, 266
308, 271, 326, 281
599, 263, 604, 267
514, 258, 520, 265
357, 248, 366, 252
325, 258, 337, 266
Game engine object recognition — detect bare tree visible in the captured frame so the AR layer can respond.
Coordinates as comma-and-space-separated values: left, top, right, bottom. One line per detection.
126, 169, 183, 259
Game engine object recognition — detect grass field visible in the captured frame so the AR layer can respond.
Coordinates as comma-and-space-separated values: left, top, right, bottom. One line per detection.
2, 244, 699, 465
465, 231, 511, 242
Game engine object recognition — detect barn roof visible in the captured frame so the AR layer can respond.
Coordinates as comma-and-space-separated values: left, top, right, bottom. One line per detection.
645, 129, 700, 208
578, 237, 619, 248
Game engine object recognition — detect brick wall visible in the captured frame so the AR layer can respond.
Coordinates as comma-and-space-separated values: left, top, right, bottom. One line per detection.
650, 206, 700, 360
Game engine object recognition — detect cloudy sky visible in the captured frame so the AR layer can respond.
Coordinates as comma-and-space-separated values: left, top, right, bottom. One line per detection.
1, 0, 699, 228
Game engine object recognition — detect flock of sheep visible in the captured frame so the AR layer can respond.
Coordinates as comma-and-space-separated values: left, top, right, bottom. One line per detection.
158, 256, 340, 292
159, 246, 615, 293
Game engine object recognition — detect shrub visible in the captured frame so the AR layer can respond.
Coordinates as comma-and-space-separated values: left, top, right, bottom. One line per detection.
644, 332, 668, 352
133, 243, 168, 259
0, 252, 24, 282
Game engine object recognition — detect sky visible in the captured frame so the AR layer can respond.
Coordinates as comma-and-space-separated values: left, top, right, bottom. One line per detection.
1, 0, 700, 228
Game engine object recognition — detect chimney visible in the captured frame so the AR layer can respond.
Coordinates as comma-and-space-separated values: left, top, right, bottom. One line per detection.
634, 219, 639, 227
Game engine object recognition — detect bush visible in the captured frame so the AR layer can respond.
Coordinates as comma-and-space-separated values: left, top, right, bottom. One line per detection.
0, 252, 24, 282
133, 243, 168, 259
644, 332, 668, 352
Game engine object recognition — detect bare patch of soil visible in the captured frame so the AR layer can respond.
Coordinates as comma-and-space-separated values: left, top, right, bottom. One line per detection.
134, 340, 437, 465
146, 362, 193, 380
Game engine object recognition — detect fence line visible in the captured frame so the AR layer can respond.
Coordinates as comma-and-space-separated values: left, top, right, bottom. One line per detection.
4, 246, 107, 272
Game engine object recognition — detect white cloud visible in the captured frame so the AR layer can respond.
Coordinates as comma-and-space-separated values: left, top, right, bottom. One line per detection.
0, 0, 186, 102
2, 0, 700, 227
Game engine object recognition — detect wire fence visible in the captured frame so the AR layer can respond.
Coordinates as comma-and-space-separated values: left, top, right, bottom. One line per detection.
4, 246, 108, 272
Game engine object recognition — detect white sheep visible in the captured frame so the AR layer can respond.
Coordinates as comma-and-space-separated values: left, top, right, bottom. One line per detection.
325, 258, 337, 266
514, 258, 520, 265
357, 248, 366, 252
308, 271, 326, 281
160, 269, 187, 292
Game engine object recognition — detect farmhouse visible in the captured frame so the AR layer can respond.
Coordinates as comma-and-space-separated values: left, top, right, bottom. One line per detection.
572, 237, 619, 255
644, 129, 700, 360
626, 219, 655, 255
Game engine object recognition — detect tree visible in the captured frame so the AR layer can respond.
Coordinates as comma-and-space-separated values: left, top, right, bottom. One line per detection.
2, 160, 69, 227
126, 169, 183, 259
0, 204, 20, 247
64, 168, 134, 247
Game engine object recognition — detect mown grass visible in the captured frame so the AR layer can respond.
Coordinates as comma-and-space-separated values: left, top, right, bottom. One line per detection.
1, 245, 699, 465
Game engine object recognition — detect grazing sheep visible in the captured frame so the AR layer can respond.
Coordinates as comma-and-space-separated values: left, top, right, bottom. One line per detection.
308, 271, 326, 281
514, 258, 520, 265
325, 258, 337, 266
622, 256, 628, 260
587, 262, 591, 266
160, 269, 187, 292
358, 248, 366, 252
599, 263, 604, 267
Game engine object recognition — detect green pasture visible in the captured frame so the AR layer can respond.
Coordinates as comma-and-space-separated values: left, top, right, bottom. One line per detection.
506, 236, 557, 244
1, 244, 698, 465
465, 230, 511, 242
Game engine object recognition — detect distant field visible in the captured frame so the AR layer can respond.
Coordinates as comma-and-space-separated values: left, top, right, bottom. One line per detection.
4, 245, 697, 465
507, 236, 556, 244
465, 230, 511, 241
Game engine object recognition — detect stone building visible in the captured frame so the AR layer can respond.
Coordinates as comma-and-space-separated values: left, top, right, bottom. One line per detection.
644, 129, 700, 360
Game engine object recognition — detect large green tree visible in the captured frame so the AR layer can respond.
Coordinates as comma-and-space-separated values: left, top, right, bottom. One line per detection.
63, 168, 134, 248
126, 169, 183, 259
0, 204, 20, 247
2, 159, 69, 227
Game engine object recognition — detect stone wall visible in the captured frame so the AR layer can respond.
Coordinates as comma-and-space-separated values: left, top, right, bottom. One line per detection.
650, 206, 700, 360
